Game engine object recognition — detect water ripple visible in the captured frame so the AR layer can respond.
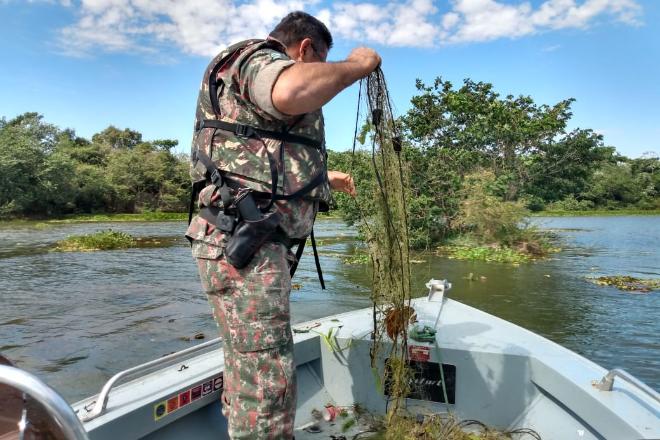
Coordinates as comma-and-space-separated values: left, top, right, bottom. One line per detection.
0, 217, 658, 402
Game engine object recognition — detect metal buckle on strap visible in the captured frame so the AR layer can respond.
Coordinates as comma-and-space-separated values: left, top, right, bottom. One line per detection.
234, 124, 251, 137
210, 169, 222, 186
232, 188, 252, 206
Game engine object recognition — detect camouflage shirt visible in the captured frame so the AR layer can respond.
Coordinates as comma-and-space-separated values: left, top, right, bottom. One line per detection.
187, 39, 330, 258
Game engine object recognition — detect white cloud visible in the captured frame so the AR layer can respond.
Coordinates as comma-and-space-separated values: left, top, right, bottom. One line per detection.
323, 0, 641, 47
443, 0, 642, 44
56, 0, 312, 57
3, 0, 72, 4
322, 0, 439, 46
45, 0, 642, 57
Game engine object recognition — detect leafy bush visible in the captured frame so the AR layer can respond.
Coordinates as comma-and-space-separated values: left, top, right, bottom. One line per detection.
456, 171, 529, 244
546, 195, 595, 211
523, 196, 546, 212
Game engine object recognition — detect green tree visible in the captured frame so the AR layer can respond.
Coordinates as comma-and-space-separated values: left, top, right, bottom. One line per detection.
525, 130, 612, 206
327, 149, 375, 224
0, 113, 76, 216
457, 170, 529, 245
105, 139, 189, 212
629, 154, 660, 208
583, 161, 645, 208
91, 126, 142, 150
403, 78, 574, 201
0, 114, 191, 216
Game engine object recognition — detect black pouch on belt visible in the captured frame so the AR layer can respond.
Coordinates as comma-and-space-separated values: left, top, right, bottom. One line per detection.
225, 210, 282, 269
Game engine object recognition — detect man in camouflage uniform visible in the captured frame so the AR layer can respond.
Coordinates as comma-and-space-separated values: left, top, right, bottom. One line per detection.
186, 11, 380, 439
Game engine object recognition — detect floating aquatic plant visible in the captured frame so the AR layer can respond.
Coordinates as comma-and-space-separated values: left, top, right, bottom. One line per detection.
588, 276, 659, 293
54, 230, 182, 252
54, 230, 136, 251
342, 253, 370, 265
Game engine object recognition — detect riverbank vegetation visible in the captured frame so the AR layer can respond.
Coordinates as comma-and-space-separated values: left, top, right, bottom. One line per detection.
47, 212, 187, 223
0, 113, 188, 219
2, 76, 658, 253
532, 208, 660, 217
328, 77, 658, 253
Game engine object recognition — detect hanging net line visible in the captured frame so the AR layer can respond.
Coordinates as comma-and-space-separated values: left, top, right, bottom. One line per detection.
347, 70, 543, 440
349, 67, 413, 423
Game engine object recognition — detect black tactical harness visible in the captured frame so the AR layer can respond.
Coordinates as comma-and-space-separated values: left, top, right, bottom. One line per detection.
188, 40, 327, 288
195, 119, 322, 149
190, 149, 325, 288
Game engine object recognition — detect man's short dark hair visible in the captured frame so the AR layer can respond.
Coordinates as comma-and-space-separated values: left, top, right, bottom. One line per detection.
269, 11, 333, 51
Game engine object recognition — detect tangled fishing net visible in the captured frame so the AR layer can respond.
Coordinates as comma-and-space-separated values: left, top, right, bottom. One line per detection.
349, 67, 413, 425
349, 69, 541, 440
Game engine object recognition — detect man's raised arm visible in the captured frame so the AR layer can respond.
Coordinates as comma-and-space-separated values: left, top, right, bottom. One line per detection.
272, 47, 381, 116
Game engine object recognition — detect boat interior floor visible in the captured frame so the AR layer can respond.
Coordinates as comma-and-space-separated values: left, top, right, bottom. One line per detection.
294, 416, 378, 440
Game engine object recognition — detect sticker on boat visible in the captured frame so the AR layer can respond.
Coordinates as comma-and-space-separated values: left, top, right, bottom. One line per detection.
191, 385, 202, 401
213, 375, 223, 391
408, 345, 430, 362
384, 360, 456, 404
202, 380, 213, 396
153, 373, 224, 421
178, 389, 191, 407
153, 401, 167, 421
166, 396, 179, 413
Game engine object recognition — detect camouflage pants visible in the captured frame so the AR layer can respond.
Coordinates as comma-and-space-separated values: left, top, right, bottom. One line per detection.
196, 242, 296, 440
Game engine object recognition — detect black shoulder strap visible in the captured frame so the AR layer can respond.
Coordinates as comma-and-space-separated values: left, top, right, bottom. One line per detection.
188, 180, 207, 226
209, 39, 262, 117
310, 228, 325, 289
289, 229, 325, 290
289, 238, 306, 279
193, 150, 235, 213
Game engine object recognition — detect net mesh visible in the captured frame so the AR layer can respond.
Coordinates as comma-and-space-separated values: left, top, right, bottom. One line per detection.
351, 68, 412, 424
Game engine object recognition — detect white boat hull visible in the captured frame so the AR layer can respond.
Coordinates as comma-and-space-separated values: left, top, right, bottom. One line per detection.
71, 294, 659, 440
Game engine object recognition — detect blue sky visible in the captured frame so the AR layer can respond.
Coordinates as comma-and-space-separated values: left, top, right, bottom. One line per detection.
0, 0, 658, 158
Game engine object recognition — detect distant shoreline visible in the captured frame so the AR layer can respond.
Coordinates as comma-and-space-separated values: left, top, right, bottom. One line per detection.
531, 209, 660, 217
0, 210, 346, 224
0, 208, 657, 225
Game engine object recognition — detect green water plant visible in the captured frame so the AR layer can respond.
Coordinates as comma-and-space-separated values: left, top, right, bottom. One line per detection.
380, 413, 541, 440
312, 326, 352, 353
439, 244, 533, 264
587, 276, 659, 293
437, 229, 559, 264
55, 230, 136, 251
342, 253, 370, 265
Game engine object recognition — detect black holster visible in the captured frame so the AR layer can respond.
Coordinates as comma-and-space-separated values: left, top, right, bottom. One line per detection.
225, 210, 282, 269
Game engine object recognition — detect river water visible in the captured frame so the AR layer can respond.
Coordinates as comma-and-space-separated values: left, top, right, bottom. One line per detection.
0, 216, 658, 402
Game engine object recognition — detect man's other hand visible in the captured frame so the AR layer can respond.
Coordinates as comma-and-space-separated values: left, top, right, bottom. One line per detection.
328, 171, 356, 197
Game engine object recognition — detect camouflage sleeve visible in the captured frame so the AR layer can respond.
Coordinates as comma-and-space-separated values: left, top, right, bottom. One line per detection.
240, 49, 295, 121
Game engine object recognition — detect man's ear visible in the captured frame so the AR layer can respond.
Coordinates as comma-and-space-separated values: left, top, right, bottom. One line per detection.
298, 38, 314, 61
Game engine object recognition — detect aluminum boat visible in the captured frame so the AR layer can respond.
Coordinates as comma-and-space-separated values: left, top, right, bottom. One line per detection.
1, 279, 659, 439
